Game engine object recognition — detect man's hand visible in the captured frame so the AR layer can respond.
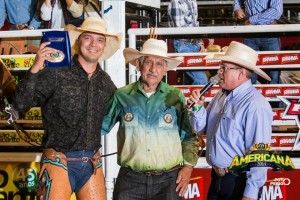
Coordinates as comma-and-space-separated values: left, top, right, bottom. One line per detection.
234, 9, 245, 20
30, 42, 57, 73
187, 90, 205, 108
176, 165, 193, 197
244, 20, 251, 25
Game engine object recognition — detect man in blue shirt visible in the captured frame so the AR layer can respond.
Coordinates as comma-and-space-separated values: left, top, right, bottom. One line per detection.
234, 0, 283, 84
188, 41, 273, 200
0, 0, 41, 30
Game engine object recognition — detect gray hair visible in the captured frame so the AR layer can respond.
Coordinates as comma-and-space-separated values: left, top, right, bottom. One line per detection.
137, 56, 167, 67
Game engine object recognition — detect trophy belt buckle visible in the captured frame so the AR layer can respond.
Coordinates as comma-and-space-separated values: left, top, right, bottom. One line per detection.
213, 165, 229, 177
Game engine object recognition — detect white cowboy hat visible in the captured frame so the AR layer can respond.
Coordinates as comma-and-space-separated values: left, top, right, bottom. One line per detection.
216, 41, 271, 81
64, 17, 122, 61
123, 38, 183, 70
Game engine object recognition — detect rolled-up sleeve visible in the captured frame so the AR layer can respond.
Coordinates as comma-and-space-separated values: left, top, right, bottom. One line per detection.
67, 1, 83, 18
40, 3, 52, 21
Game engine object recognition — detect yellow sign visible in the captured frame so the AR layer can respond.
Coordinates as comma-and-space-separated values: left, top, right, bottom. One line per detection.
0, 130, 44, 146
0, 162, 76, 200
0, 56, 35, 69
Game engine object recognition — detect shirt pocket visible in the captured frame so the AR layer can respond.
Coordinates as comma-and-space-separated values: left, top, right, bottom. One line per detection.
220, 114, 236, 141
158, 106, 177, 129
123, 106, 139, 127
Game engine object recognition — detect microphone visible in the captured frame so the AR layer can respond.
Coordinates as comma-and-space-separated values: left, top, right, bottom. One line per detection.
187, 74, 219, 109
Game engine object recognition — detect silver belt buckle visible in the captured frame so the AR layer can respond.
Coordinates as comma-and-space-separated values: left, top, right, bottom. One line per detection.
82, 157, 89, 162
213, 166, 227, 176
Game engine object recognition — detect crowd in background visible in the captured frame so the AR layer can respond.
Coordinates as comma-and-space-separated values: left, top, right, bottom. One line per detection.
0, 0, 101, 31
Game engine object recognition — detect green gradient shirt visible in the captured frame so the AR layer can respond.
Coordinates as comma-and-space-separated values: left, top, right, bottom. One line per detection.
101, 80, 199, 171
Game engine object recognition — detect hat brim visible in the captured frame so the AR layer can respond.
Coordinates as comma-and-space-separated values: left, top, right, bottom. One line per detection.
123, 48, 183, 71
65, 24, 122, 61
217, 55, 271, 81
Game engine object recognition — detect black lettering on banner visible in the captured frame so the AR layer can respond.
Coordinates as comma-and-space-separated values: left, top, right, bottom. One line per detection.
0, 170, 8, 188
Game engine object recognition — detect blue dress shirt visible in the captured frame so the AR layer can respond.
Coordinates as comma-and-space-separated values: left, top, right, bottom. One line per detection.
189, 80, 273, 199
0, 0, 41, 29
234, 0, 283, 25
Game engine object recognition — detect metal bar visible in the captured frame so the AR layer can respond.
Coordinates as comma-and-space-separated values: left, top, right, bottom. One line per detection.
128, 24, 300, 36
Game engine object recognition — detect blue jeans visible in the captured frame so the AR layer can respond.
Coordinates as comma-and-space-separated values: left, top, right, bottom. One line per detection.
113, 167, 182, 200
244, 38, 281, 84
207, 170, 263, 200
173, 40, 208, 85
65, 150, 96, 192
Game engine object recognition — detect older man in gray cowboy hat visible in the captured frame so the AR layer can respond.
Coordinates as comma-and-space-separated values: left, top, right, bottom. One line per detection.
188, 41, 273, 200
101, 38, 199, 199
13, 17, 122, 200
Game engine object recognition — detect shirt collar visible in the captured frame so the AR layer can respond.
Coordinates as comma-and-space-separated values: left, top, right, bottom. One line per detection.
226, 79, 252, 100
71, 55, 101, 76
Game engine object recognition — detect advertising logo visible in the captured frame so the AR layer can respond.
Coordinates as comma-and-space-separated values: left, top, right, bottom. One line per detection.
229, 143, 295, 172
277, 96, 300, 150
184, 176, 204, 200
12, 163, 38, 191
260, 178, 290, 200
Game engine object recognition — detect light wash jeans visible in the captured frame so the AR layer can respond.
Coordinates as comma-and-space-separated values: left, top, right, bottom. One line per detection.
173, 39, 208, 85
244, 37, 281, 84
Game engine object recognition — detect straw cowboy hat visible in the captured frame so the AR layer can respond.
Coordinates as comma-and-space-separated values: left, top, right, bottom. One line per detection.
206, 44, 221, 52
123, 38, 183, 70
217, 41, 271, 81
64, 17, 122, 61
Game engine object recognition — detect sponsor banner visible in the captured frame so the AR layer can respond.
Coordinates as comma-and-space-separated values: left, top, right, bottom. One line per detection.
185, 56, 206, 67
0, 107, 42, 121
176, 52, 300, 69
261, 178, 288, 200
176, 86, 300, 98
271, 135, 296, 148
263, 87, 282, 97
0, 130, 43, 146
176, 86, 220, 98
0, 56, 35, 69
178, 87, 192, 97
282, 87, 300, 96
184, 177, 204, 200
204, 58, 221, 66
191, 168, 300, 200
0, 162, 76, 200
281, 54, 300, 65
258, 54, 281, 65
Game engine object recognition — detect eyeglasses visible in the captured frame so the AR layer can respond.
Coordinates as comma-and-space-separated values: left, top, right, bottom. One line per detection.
219, 64, 241, 72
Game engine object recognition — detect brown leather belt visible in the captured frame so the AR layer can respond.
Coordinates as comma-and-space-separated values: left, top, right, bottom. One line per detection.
130, 165, 182, 176
42, 148, 102, 174
66, 157, 94, 162
9, 23, 28, 30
